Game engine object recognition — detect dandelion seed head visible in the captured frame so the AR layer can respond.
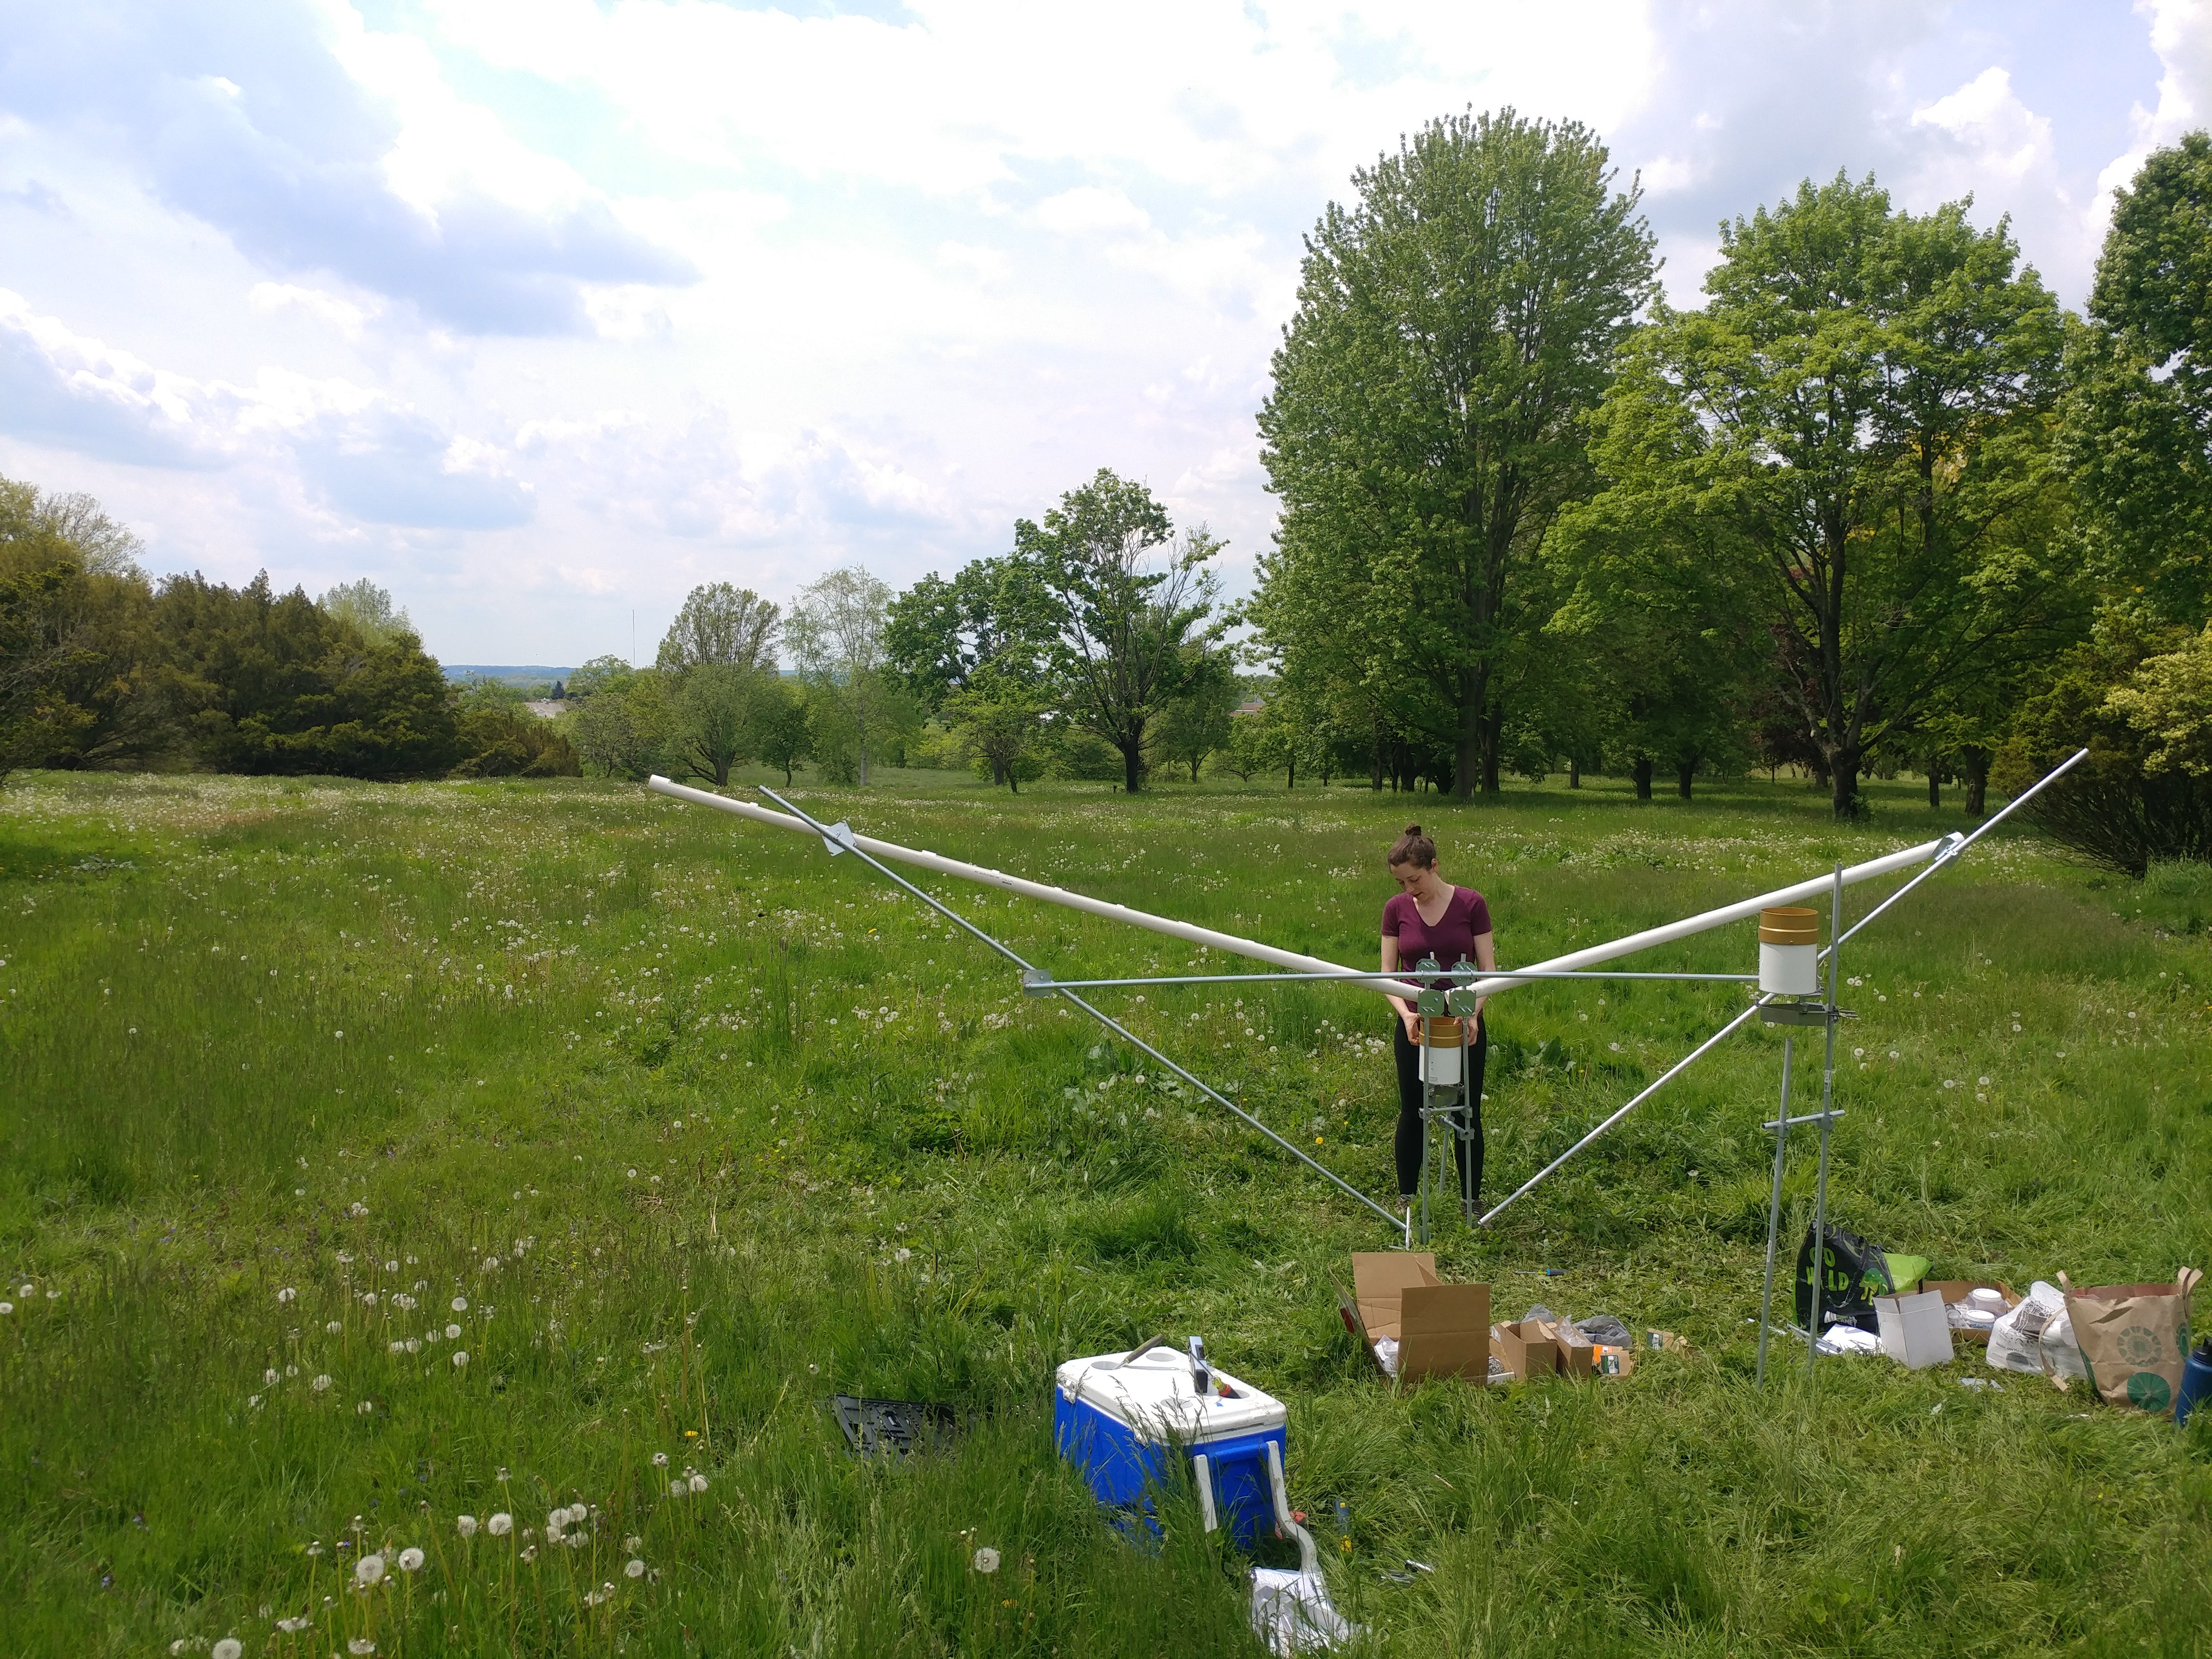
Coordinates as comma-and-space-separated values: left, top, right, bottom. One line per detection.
626, 1557, 645, 1578
973, 1546, 1001, 1574
451, 1350, 469, 1368
354, 1553, 384, 1585
445, 1323, 461, 1340
397, 1547, 424, 1573
456, 1515, 478, 1537
348, 1640, 376, 1656
688, 1471, 707, 1493
213, 1640, 243, 1659
276, 1287, 296, 1303
311, 1374, 332, 1392
487, 1513, 512, 1536
451, 1297, 467, 1313
652, 1452, 668, 1467
669, 1478, 686, 1497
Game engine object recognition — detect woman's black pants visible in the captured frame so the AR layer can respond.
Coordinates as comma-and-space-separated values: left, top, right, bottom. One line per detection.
1393, 1017, 1487, 1204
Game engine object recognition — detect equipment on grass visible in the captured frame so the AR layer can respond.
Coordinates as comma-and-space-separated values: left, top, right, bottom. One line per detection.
646, 748, 2087, 1293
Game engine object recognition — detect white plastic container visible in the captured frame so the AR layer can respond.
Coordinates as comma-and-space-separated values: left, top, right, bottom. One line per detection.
1417, 1016, 1465, 1087
1873, 1289, 1955, 1370
1757, 907, 1820, 995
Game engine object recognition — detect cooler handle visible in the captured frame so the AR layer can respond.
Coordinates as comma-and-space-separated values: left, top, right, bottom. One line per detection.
1192, 1453, 1219, 1533
1265, 1440, 1318, 1575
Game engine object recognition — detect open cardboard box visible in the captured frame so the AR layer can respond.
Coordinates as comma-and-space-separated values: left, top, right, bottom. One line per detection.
1347, 1253, 1490, 1383
1492, 1318, 1636, 1382
1923, 1279, 2020, 1345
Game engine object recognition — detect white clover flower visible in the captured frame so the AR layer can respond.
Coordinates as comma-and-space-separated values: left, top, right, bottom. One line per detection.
311, 1375, 333, 1392
451, 1297, 467, 1313
456, 1515, 478, 1537
276, 1287, 296, 1303
452, 1350, 469, 1368
688, 1472, 707, 1493
445, 1324, 461, 1340
973, 1546, 1001, 1574
397, 1548, 424, 1573
487, 1513, 512, 1536
625, 1558, 645, 1579
355, 1553, 385, 1585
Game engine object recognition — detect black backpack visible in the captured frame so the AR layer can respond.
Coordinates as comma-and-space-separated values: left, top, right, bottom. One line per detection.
1793, 1224, 1893, 1334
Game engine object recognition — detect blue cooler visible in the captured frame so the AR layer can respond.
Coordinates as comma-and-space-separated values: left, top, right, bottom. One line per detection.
1054, 1346, 1288, 1545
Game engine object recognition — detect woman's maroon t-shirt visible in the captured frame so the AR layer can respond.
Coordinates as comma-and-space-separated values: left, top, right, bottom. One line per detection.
1382, 887, 1493, 978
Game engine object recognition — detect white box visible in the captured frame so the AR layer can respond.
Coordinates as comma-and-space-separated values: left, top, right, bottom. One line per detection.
1873, 1289, 1955, 1370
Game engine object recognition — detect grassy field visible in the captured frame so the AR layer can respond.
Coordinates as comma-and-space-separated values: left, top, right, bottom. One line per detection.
1, 764, 2208, 1658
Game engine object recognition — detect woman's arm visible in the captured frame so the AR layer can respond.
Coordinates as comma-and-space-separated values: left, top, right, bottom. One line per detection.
1470, 930, 1496, 1031
1382, 934, 1418, 1037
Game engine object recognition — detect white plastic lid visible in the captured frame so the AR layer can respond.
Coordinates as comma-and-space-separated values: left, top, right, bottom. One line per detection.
1055, 1347, 1286, 1442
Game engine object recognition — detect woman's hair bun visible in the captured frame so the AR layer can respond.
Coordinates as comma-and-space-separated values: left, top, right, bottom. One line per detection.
1387, 824, 1437, 869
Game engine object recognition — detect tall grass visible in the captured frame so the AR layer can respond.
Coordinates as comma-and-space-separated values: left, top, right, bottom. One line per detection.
1, 766, 2208, 1656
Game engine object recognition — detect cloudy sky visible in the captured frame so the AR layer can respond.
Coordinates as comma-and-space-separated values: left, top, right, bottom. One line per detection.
1, 0, 2205, 666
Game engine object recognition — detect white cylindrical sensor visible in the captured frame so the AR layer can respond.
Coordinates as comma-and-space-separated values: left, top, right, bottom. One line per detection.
1418, 1016, 1465, 1086
1757, 906, 1820, 994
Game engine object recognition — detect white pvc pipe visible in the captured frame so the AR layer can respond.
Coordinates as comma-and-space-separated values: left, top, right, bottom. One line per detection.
644, 776, 1427, 999
1464, 839, 1945, 998
647, 776, 1943, 1005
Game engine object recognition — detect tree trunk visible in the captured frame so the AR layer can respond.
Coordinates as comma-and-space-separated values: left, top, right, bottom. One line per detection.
1927, 770, 1940, 810
1677, 761, 1694, 800
1632, 756, 1653, 801
1122, 740, 1144, 793
1369, 743, 1383, 791
1285, 756, 1296, 790
1452, 667, 1485, 802
1480, 704, 1504, 795
1962, 747, 1990, 817
1830, 750, 1862, 819
1568, 756, 1580, 790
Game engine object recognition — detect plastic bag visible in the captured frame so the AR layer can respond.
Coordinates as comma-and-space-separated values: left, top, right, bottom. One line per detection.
1987, 1280, 2066, 1376
1794, 1224, 1893, 1333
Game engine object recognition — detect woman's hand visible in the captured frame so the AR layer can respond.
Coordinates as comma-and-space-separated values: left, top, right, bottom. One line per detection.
1398, 1003, 1420, 1041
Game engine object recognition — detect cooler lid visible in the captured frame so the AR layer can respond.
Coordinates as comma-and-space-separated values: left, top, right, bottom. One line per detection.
1055, 1347, 1286, 1441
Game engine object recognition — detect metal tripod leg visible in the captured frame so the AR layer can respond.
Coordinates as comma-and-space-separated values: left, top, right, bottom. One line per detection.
1755, 1034, 1794, 1387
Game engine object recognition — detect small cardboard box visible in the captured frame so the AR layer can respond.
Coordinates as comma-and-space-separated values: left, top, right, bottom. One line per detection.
1872, 1288, 1955, 1370
1349, 1253, 1490, 1383
1489, 1320, 1558, 1382
1922, 1280, 2019, 1346
1531, 1318, 1596, 1379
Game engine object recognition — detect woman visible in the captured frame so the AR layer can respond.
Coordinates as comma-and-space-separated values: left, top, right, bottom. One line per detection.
1380, 824, 1495, 1210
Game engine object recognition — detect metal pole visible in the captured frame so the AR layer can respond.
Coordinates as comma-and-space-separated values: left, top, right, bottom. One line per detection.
1808, 862, 1843, 1384
1477, 997, 1771, 1227
1754, 1032, 1794, 1388
1829, 746, 2088, 954
749, 786, 1410, 1237
1023, 968, 1759, 992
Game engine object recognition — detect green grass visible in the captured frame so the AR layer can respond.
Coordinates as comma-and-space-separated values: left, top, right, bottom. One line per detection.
1, 764, 2209, 1658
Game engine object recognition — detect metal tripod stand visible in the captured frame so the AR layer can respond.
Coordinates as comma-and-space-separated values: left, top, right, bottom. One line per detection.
1411, 960, 1481, 1243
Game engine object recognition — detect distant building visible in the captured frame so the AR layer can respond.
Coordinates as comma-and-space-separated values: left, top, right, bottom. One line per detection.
1233, 698, 1267, 718
524, 701, 564, 719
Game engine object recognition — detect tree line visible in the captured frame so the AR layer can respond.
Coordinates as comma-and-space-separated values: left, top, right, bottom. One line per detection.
5, 113, 2209, 873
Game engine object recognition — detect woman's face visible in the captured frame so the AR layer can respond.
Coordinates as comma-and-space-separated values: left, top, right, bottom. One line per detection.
1390, 859, 1443, 899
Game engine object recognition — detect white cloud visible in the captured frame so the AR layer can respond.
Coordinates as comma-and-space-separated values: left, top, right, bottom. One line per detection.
248, 281, 377, 336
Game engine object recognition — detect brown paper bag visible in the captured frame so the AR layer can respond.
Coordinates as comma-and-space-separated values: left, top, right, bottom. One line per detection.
2061, 1268, 2202, 1415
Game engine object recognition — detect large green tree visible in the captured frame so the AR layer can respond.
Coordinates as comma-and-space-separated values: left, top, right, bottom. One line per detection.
785, 567, 894, 785
1256, 108, 1656, 798
656, 582, 780, 675
2065, 132, 2212, 624
1016, 469, 1221, 793
1578, 173, 2072, 817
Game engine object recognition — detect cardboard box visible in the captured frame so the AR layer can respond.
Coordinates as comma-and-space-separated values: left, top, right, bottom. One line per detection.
1922, 1279, 2020, 1346
1531, 1318, 1595, 1378
1348, 1253, 1490, 1383
1489, 1320, 1557, 1382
